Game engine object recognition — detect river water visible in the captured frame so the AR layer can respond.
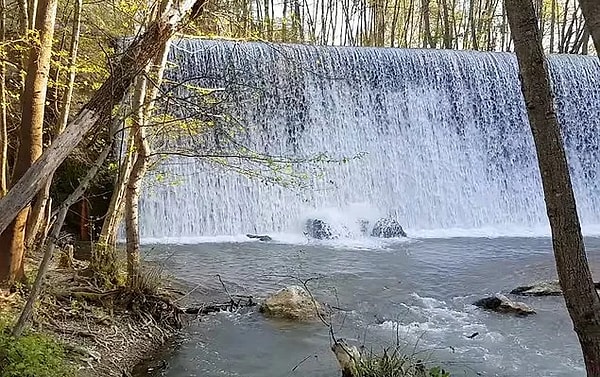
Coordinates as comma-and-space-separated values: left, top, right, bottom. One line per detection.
142, 236, 600, 377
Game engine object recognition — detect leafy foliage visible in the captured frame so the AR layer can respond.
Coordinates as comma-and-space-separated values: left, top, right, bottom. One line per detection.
0, 319, 74, 377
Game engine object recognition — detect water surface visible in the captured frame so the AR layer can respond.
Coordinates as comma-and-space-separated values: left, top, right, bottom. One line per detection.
146, 236, 600, 377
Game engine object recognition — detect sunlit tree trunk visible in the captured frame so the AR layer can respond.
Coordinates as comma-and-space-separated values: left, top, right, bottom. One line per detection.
505, 0, 600, 374
0, 0, 58, 286
0, 0, 7, 197
125, 36, 170, 285
25, 0, 82, 250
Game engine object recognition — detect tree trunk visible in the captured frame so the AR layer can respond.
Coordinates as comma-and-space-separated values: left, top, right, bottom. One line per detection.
125, 71, 149, 285
0, 0, 58, 286
579, 0, 600, 54
126, 36, 170, 285
505, 0, 600, 374
0, 0, 207, 238
25, 0, 83, 250
0, 0, 7, 197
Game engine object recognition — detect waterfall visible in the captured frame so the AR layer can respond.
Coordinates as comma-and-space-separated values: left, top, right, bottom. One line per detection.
138, 40, 600, 241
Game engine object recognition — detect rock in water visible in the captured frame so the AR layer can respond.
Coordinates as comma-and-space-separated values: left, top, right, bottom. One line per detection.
511, 280, 600, 296
260, 286, 323, 321
473, 294, 535, 316
511, 281, 563, 296
304, 219, 336, 239
246, 234, 272, 242
371, 218, 407, 238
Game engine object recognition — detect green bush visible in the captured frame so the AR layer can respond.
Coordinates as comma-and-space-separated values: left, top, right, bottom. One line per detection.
0, 320, 74, 377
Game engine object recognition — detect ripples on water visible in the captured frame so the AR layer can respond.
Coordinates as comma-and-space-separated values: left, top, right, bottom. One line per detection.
144, 236, 600, 377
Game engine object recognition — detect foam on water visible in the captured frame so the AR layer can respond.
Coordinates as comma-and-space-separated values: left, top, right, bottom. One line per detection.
139, 41, 600, 241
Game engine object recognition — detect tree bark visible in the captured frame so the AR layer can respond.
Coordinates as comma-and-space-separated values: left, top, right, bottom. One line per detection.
0, 0, 7, 197
125, 72, 149, 285
579, 0, 600, 54
0, 0, 58, 286
505, 0, 600, 375
0, 0, 207, 238
126, 36, 170, 285
25, 0, 83, 250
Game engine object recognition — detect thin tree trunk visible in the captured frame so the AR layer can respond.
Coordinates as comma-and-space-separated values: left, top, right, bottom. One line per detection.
0, 0, 207, 238
25, 0, 82, 250
13, 141, 112, 337
125, 35, 170, 285
505, 0, 600, 374
0, 0, 7, 197
0, 0, 58, 286
125, 71, 149, 285
579, 0, 600, 54
17, 0, 29, 32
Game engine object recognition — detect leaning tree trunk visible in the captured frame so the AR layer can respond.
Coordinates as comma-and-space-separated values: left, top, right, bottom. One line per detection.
0, 0, 207, 237
0, 0, 58, 286
505, 0, 600, 375
578, 0, 600, 54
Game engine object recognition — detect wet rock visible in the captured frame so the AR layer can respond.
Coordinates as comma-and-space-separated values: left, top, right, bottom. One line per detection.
304, 219, 336, 239
246, 234, 272, 242
511, 280, 600, 296
473, 294, 535, 316
510, 281, 562, 296
260, 286, 323, 321
371, 218, 407, 238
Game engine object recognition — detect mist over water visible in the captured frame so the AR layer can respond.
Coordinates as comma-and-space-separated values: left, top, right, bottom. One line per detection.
139, 41, 600, 241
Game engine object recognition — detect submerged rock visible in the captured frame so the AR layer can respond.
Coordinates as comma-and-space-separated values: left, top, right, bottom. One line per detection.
260, 286, 323, 321
246, 234, 272, 242
371, 218, 407, 238
304, 219, 336, 240
511, 280, 600, 296
473, 294, 535, 316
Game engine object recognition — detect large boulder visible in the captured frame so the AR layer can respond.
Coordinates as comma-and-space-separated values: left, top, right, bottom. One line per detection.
304, 219, 336, 240
511, 280, 600, 296
371, 218, 407, 238
473, 294, 535, 316
260, 286, 323, 321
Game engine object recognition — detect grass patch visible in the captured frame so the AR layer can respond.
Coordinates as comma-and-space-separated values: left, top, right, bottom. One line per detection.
354, 347, 451, 377
0, 316, 75, 377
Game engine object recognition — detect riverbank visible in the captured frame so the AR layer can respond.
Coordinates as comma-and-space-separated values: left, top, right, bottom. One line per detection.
0, 256, 190, 377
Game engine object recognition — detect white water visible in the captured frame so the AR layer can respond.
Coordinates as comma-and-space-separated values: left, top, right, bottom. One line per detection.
139, 41, 600, 241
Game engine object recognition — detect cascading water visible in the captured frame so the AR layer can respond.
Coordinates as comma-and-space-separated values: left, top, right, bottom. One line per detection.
138, 40, 600, 241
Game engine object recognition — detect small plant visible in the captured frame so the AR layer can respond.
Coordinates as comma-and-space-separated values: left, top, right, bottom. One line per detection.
0, 317, 74, 377
338, 344, 451, 377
